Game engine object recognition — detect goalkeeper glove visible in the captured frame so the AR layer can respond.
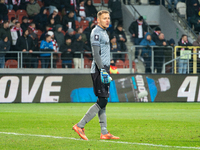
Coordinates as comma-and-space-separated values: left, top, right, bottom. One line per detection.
100, 69, 112, 84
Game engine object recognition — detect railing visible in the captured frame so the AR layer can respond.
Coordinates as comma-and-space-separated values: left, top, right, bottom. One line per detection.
1, 51, 135, 72
131, 45, 174, 73
171, 46, 200, 74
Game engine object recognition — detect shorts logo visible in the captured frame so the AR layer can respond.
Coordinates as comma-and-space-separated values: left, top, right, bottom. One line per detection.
94, 35, 99, 41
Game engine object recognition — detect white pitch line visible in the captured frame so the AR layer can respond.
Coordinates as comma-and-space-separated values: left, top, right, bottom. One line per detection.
0, 132, 199, 149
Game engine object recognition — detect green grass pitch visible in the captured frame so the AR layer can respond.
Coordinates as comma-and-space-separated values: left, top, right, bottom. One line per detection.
0, 103, 200, 150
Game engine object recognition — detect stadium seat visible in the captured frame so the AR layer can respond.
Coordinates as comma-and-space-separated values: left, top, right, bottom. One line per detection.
79, 20, 89, 31
115, 59, 125, 68
8, 10, 16, 21
16, 10, 28, 23
75, 20, 80, 29
56, 59, 62, 68
5, 59, 18, 68
124, 60, 136, 72
102, 0, 108, 6
38, 60, 41, 68
140, 0, 149, 4
35, 29, 43, 39
176, 2, 186, 18
93, 0, 102, 8
37, 0, 44, 7
84, 58, 92, 68
93, 20, 98, 25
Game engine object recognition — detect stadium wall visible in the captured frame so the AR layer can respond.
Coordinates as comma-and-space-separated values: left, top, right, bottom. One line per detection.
0, 74, 199, 103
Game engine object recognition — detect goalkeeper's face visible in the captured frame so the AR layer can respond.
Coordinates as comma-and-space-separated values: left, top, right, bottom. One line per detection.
98, 13, 110, 29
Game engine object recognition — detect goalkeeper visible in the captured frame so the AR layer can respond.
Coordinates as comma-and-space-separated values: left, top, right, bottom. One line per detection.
73, 10, 119, 140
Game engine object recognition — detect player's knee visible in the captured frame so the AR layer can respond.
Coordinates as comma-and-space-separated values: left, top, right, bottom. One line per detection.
96, 97, 107, 109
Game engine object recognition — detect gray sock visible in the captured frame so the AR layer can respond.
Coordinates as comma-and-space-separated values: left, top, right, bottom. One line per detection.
77, 103, 101, 128
98, 107, 108, 135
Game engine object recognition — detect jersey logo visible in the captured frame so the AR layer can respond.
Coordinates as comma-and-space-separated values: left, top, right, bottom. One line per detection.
94, 35, 99, 41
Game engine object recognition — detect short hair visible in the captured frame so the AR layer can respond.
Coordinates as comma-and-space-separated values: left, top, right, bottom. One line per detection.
182, 34, 187, 38
97, 10, 109, 19
30, 22, 35, 26
45, 34, 51, 39
15, 21, 20, 25
3, 20, 9, 25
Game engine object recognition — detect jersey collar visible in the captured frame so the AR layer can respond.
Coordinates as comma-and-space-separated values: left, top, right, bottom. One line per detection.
97, 24, 106, 30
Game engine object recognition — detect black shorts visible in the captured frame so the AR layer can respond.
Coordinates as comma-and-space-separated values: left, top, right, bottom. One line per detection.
91, 65, 110, 98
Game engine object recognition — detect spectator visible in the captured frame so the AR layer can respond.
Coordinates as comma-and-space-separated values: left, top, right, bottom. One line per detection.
34, 7, 48, 32
110, 59, 119, 74
65, 28, 75, 42
128, 16, 147, 62
190, 13, 200, 32
62, 11, 76, 32
140, 32, 156, 73
48, 8, 61, 25
40, 34, 54, 68
186, 0, 200, 27
9, 17, 16, 28
151, 27, 161, 43
83, 21, 95, 49
151, 0, 165, 5
0, 21, 12, 43
12, 0, 20, 11
154, 33, 167, 73
84, 0, 97, 22
40, 24, 52, 41
26, 0, 40, 19
110, 34, 121, 62
0, 0, 8, 21
29, 32, 39, 68
49, 18, 56, 31
63, 0, 77, 14
21, 16, 29, 32
168, 0, 180, 12
72, 34, 90, 68
5, 0, 13, 10
10, 22, 22, 44
76, 0, 93, 22
43, 0, 50, 7
178, 34, 192, 74
77, 27, 87, 44
16, 29, 34, 68
10, 21, 22, 51
47, 30, 59, 68
49, 0, 61, 14
28, 22, 36, 35
20, 0, 30, 10
54, 24, 64, 48
108, 0, 123, 28
0, 35, 10, 68
114, 23, 127, 54
60, 37, 73, 68
13, 0, 29, 11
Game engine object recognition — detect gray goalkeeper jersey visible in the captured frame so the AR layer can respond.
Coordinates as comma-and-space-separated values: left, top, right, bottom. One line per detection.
90, 25, 110, 73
